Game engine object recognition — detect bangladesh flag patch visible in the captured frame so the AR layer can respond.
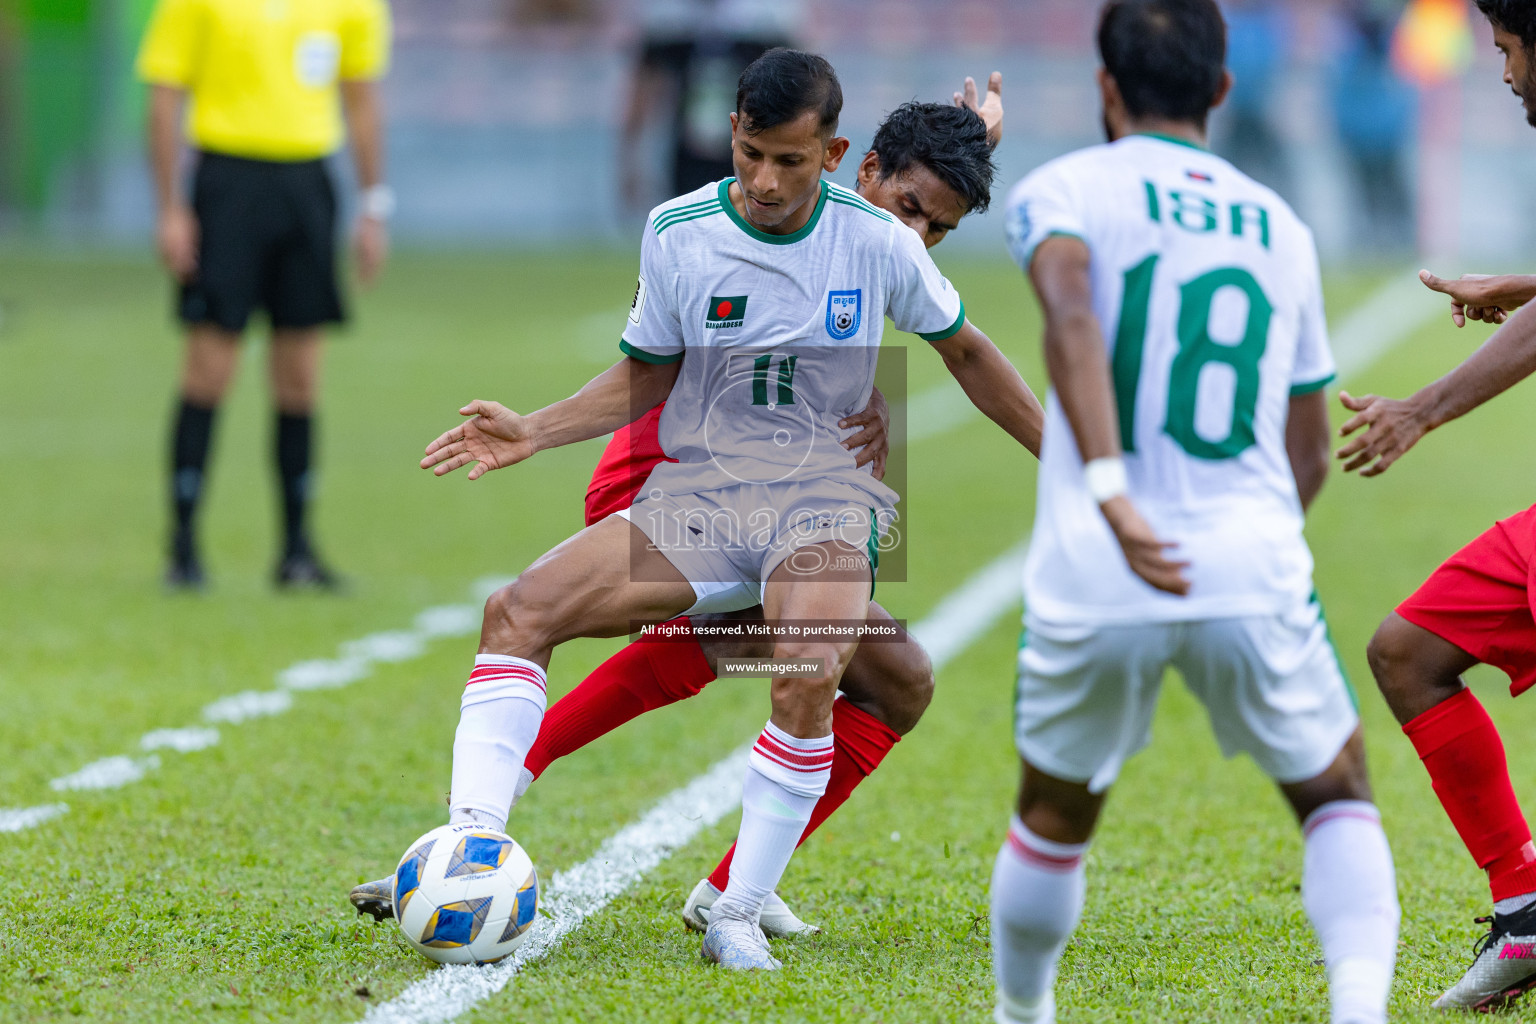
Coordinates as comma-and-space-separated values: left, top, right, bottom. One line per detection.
705, 295, 748, 329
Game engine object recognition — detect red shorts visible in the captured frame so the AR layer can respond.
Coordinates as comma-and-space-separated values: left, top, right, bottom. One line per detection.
1397, 502, 1536, 696
584, 402, 674, 526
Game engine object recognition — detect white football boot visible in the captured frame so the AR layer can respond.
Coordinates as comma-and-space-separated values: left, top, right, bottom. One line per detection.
701, 903, 782, 970
682, 878, 820, 936
1434, 904, 1536, 1011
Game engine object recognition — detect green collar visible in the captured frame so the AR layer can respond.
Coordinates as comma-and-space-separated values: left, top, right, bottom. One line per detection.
719, 178, 829, 244
1135, 132, 1208, 152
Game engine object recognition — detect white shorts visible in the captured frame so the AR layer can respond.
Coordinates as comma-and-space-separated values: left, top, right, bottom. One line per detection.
1014, 599, 1359, 794
616, 482, 883, 618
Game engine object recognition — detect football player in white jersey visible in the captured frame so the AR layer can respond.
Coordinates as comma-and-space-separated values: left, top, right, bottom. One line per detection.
989, 3, 1399, 1022
395, 48, 1043, 971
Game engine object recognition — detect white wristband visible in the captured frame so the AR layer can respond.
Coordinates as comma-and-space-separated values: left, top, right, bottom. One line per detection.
361, 184, 396, 222
1084, 456, 1128, 504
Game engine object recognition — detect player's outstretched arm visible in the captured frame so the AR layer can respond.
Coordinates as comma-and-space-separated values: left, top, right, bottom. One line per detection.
927, 321, 1043, 457
954, 71, 1003, 147
1420, 269, 1536, 328
1338, 299, 1536, 477
421, 356, 680, 480
1030, 235, 1190, 595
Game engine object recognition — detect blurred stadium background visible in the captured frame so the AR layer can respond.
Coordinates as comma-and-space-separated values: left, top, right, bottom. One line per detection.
3, 0, 1535, 261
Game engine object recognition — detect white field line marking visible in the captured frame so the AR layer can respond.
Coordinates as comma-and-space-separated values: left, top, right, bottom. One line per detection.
6, 602, 483, 816
358, 543, 1032, 1024
49, 755, 160, 793
0, 803, 68, 832
140, 727, 220, 753
1332, 270, 1442, 381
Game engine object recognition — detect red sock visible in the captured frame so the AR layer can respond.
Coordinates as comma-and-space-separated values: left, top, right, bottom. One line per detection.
708, 697, 900, 891
1404, 688, 1536, 901
524, 619, 715, 779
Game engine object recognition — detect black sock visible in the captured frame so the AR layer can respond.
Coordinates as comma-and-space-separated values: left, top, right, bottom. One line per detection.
170, 398, 217, 559
275, 411, 313, 559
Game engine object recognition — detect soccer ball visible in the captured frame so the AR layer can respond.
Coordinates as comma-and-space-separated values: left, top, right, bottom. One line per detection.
392, 822, 540, 965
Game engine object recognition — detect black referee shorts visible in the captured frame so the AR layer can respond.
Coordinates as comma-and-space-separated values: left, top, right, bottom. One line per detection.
179, 151, 346, 333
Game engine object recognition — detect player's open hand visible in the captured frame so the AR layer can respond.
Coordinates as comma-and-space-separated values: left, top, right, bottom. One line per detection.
1419, 270, 1536, 328
1099, 495, 1191, 596
955, 72, 1003, 147
422, 400, 535, 480
1335, 390, 1430, 477
840, 387, 890, 481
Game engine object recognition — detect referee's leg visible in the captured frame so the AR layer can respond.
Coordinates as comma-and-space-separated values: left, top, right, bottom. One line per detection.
269, 329, 337, 587
167, 323, 241, 588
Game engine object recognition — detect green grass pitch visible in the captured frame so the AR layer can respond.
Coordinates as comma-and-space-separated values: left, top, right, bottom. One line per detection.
2, 249, 1535, 1022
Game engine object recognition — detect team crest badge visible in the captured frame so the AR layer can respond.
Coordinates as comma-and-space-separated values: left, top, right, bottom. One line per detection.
826, 290, 861, 340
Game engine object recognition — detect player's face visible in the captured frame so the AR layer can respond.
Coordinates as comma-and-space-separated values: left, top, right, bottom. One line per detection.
729, 110, 850, 232
854, 151, 970, 249
1492, 26, 1536, 128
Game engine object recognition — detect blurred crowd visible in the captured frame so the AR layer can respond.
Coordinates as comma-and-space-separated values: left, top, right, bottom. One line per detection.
0, 0, 1494, 257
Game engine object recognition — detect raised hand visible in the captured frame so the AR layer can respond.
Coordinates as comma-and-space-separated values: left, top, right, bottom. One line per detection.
421, 400, 536, 480
1335, 390, 1431, 477
839, 387, 890, 481
1419, 269, 1536, 328
1099, 495, 1191, 596
954, 71, 1003, 147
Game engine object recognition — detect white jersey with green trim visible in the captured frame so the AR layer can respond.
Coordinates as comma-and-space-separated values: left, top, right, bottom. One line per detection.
1005, 133, 1336, 625
620, 177, 964, 507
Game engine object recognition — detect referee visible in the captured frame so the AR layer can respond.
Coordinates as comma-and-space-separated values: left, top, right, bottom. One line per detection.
136, 0, 392, 590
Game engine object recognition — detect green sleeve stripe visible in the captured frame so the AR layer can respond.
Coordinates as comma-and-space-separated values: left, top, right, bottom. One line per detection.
918, 302, 967, 342
653, 196, 719, 223
828, 184, 893, 220
827, 193, 893, 222
655, 201, 718, 226
1290, 374, 1336, 396
654, 201, 720, 226
655, 205, 724, 234
620, 339, 684, 364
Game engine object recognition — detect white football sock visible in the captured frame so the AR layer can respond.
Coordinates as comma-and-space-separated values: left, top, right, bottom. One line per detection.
713, 721, 832, 922
1496, 891, 1536, 915
990, 816, 1086, 1024
448, 655, 547, 829
1301, 801, 1399, 1024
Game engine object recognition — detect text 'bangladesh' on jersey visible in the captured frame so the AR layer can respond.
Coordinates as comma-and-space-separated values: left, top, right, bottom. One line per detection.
1005, 134, 1336, 625
620, 177, 965, 507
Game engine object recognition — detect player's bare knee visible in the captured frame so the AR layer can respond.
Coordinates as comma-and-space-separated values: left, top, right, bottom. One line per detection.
1365, 616, 1408, 691
870, 644, 933, 736
480, 579, 558, 653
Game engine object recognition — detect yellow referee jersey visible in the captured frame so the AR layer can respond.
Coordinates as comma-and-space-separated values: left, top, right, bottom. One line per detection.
136, 0, 390, 162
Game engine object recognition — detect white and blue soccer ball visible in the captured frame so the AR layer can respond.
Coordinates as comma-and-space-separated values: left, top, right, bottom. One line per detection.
393, 822, 540, 965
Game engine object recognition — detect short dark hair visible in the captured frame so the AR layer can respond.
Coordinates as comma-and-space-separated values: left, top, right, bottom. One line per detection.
1098, 0, 1227, 129
736, 48, 842, 137
870, 102, 996, 215
1476, 1, 1536, 51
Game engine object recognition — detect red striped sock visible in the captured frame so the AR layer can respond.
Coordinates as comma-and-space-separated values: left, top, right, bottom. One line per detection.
524, 619, 714, 780
709, 697, 899, 891
1404, 688, 1536, 901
